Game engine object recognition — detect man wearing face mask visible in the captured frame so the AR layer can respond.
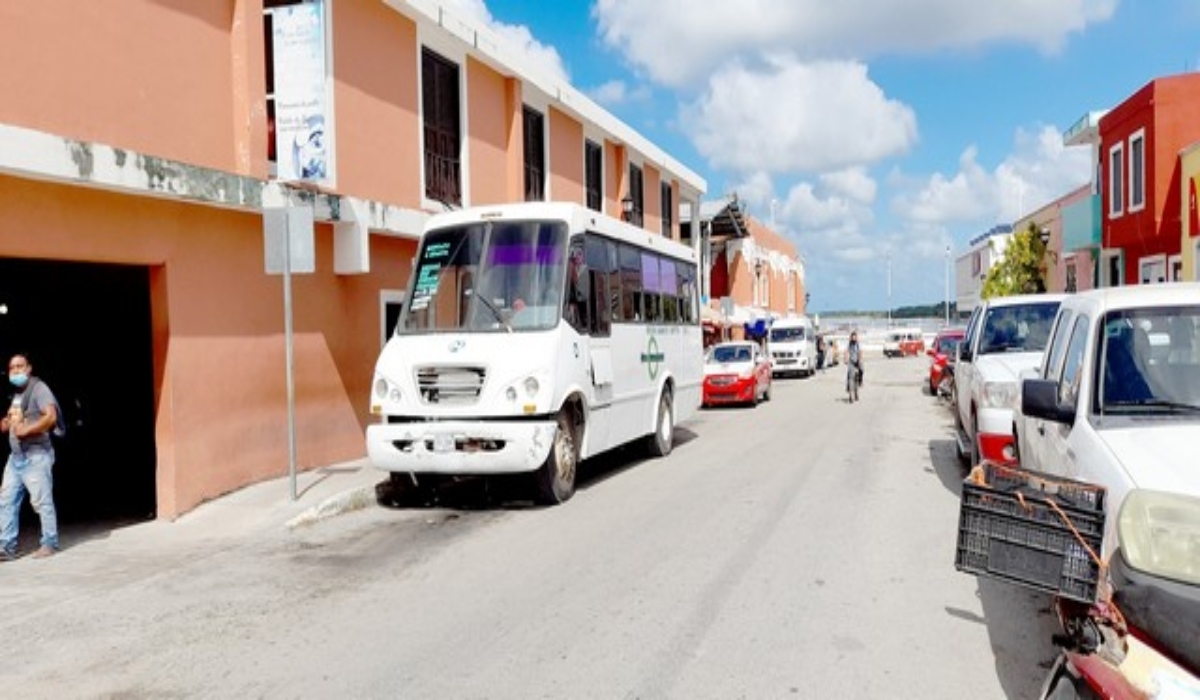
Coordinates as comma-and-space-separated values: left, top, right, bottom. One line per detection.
0, 354, 61, 560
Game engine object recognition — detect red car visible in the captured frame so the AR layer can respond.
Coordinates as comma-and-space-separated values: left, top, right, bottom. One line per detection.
702, 341, 772, 407
927, 328, 966, 395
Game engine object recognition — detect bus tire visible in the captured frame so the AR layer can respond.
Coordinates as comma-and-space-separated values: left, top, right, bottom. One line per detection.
534, 410, 578, 505
646, 389, 674, 457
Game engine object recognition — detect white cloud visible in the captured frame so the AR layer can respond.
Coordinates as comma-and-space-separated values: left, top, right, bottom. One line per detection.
440, 0, 570, 83
689, 58, 917, 175
587, 79, 651, 107
892, 125, 1092, 227
593, 0, 1117, 88
820, 168, 877, 204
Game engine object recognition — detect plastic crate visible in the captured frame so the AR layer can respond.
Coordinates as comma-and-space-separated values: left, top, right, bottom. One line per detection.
955, 462, 1107, 604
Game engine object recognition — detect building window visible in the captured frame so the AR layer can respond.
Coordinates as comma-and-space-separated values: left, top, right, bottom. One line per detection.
660, 182, 673, 238
422, 47, 462, 206
523, 106, 545, 202
1108, 142, 1124, 217
1065, 260, 1078, 293
628, 164, 644, 226
1129, 130, 1145, 212
585, 140, 602, 211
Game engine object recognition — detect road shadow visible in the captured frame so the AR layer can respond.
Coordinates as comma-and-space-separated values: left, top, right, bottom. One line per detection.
974, 576, 1060, 698
926, 438, 967, 496
375, 426, 698, 511
932, 441, 1059, 697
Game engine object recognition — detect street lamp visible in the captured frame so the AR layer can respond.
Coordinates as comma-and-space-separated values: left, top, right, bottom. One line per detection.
620, 195, 635, 222
886, 253, 892, 329
754, 259, 763, 307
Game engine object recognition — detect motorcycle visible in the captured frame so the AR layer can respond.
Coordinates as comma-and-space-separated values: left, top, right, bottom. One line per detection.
937, 362, 956, 402
1039, 536, 1200, 698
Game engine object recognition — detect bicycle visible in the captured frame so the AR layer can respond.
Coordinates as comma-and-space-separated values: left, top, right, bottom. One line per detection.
846, 362, 861, 402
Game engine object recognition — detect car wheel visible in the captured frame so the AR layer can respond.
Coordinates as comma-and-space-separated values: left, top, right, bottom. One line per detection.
646, 389, 674, 457
763, 383, 771, 401
533, 410, 578, 504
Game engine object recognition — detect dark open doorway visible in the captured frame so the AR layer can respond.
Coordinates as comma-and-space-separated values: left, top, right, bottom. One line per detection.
0, 258, 157, 526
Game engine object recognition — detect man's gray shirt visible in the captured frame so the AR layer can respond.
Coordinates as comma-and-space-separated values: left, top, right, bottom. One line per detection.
9, 380, 57, 455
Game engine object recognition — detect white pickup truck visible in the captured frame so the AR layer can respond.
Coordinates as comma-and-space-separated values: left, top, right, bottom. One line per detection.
954, 293, 1066, 467
1018, 284, 1200, 569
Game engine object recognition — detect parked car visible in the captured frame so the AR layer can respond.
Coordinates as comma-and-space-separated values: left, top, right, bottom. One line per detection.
927, 328, 966, 395
1018, 284, 1200, 565
883, 327, 926, 357
702, 341, 772, 407
955, 293, 1067, 466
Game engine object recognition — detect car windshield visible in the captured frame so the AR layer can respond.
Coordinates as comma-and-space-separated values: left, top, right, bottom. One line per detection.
709, 345, 753, 364
940, 338, 962, 355
770, 327, 806, 342
1098, 306, 1200, 415
399, 220, 567, 333
978, 302, 1060, 354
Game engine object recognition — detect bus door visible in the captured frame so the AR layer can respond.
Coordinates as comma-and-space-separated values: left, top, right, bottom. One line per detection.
574, 235, 616, 453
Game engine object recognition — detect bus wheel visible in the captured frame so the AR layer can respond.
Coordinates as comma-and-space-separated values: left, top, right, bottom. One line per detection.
646, 390, 674, 457
534, 410, 578, 504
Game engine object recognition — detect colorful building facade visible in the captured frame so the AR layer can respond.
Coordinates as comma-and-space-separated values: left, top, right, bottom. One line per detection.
0, 0, 705, 520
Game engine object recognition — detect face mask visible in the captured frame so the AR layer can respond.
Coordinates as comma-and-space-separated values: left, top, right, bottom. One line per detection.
9, 372, 28, 388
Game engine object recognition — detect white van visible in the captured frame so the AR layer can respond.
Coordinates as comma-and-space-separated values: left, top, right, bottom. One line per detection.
768, 317, 817, 377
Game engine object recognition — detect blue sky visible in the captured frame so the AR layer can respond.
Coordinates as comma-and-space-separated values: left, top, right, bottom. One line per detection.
443, 0, 1200, 311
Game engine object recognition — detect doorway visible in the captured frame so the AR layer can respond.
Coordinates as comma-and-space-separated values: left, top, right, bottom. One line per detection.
0, 258, 157, 525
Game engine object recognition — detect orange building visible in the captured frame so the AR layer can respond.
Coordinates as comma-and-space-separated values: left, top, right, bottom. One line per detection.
0, 0, 705, 521
690, 198, 807, 342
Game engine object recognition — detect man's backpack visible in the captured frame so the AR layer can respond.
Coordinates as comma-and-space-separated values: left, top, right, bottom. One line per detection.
20, 378, 67, 438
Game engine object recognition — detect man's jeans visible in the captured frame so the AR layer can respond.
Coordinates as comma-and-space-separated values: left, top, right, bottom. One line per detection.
0, 448, 59, 554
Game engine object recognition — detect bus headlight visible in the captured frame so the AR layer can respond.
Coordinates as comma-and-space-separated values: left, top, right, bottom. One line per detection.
1118, 489, 1200, 586
523, 376, 540, 398
374, 376, 401, 404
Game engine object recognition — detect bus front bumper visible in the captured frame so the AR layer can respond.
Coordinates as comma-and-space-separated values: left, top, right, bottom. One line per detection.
366, 419, 557, 474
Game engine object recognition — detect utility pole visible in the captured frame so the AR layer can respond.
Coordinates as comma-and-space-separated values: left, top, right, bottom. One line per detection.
944, 245, 951, 327
886, 253, 892, 329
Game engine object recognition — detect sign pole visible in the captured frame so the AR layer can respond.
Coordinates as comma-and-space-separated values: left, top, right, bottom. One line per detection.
283, 221, 298, 501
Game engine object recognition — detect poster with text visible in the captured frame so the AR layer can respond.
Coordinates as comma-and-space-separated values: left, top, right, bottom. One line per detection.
273, 3, 329, 183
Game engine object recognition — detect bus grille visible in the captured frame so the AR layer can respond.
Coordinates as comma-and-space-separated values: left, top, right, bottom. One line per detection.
416, 366, 486, 404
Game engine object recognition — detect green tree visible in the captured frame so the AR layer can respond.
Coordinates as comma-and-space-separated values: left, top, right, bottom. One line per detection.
981, 223, 1051, 299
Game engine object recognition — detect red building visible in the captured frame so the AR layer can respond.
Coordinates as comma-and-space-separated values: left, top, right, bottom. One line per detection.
1099, 74, 1200, 286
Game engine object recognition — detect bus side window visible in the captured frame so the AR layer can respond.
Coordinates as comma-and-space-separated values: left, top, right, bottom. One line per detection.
584, 234, 612, 337
565, 239, 590, 333
619, 243, 642, 322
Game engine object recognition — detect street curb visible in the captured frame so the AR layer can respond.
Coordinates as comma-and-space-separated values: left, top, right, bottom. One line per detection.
285, 485, 376, 529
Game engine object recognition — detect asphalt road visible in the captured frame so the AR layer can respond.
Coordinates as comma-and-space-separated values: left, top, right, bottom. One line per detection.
2, 356, 1060, 699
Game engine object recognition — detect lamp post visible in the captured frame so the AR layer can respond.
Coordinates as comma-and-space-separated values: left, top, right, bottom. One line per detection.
886, 253, 892, 329
944, 245, 950, 327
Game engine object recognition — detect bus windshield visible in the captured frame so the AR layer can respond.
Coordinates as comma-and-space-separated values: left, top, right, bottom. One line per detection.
400, 220, 568, 333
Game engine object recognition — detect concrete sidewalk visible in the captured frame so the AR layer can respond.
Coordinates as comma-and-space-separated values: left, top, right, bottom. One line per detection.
4, 457, 387, 567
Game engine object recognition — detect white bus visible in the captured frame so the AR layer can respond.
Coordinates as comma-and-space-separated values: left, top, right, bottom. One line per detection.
367, 202, 702, 504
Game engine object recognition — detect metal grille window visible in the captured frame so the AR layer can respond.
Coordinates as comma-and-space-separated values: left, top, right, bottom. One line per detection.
422, 48, 462, 206
523, 106, 545, 202
661, 181, 673, 237
585, 140, 602, 211
629, 164, 644, 227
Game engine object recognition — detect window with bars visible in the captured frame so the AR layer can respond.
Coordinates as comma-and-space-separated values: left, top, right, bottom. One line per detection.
629, 164, 644, 227
585, 140, 602, 211
422, 47, 462, 206
660, 182, 673, 237
523, 106, 545, 202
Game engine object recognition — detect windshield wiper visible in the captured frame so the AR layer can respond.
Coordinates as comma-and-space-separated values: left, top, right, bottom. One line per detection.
1105, 398, 1200, 414
465, 289, 512, 333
